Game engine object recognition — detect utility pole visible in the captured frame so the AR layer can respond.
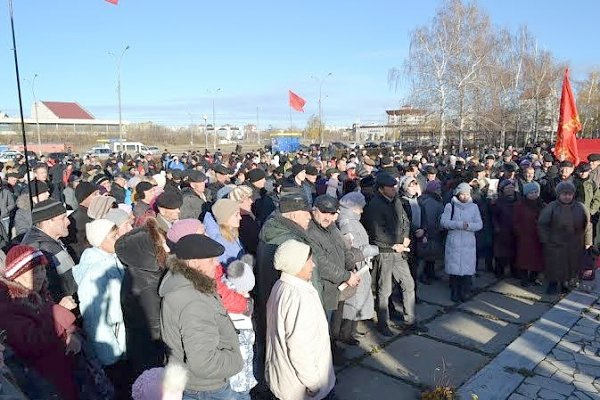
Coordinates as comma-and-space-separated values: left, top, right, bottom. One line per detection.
25, 74, 41, 155
256, 106, 260, 145
203, 115, 208, 148
188, 112, 195, 146
109, 45, 130, 149
208, 88, 221, 150
311, 72, 333, 146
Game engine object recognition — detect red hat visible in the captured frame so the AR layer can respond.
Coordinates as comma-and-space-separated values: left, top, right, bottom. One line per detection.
3, 245, 48, 280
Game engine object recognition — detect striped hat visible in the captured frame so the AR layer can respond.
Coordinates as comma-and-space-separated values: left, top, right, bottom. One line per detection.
2, 245, 48, 280
31, 199, 67, 225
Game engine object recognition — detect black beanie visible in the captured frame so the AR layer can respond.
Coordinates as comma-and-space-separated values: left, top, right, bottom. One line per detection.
32, 199, 66, 225
75, 181, 97, 203
247, 168, 266, 183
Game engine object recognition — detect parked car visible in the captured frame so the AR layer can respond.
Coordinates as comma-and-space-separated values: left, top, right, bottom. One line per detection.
145, 146, 160, 155
0, 151, 23, 163
86, 147, 112, 159
379, 141, 393, 149
48, 152, 70, 160
364, 142, 379, 149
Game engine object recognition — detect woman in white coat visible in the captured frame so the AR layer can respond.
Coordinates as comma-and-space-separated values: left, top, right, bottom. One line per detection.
265, 239, 336, 400
440, 183, 483, 302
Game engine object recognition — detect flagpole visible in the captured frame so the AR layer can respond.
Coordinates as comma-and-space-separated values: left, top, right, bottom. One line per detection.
8, 0, 33, 212
289, 104, 293, 132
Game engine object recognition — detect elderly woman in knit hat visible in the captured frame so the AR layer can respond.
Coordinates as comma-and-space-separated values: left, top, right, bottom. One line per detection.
440, 183, 483, 302
265, 239, 335, 400
204, 198, 244, 267
0, 245, 80, 399
512, 181, 545, 287
336, 192, 378, 344
492, 179, 518, 278
229, 185, 260, 256
538, 181, 592, 294
73, 218, 128, 396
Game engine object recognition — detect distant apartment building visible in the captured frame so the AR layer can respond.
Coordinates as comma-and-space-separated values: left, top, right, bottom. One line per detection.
386, 106, 428, 126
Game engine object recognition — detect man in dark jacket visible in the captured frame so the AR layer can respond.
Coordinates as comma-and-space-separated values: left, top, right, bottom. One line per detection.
363, 173, 424, 336
180, 170, 209, 220
206, 164, 231, 202
109, 173, 127, 204
21, 199, 77, 304
65, 181, 98, 262
245, 168, 275, 225
160, 234, 243, 397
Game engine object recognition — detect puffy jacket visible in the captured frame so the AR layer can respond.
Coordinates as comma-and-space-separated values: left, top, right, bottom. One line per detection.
204, 212, 244, 267
159, 256, 243, 392
180, 187, 208, 220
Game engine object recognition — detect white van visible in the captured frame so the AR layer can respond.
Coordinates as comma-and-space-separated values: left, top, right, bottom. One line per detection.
86, 146, 112, 158
112, 142, 151, 154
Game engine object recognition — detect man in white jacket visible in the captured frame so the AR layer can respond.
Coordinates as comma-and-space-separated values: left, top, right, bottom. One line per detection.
265, 239, 336, 400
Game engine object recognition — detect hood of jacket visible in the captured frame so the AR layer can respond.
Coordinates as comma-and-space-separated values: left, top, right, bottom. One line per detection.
338, 205, 361, 223
115, 218, 166, 272
158, 255, 216, 297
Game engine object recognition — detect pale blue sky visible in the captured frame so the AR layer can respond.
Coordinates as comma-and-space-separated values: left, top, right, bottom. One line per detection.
1, 0, 598, 128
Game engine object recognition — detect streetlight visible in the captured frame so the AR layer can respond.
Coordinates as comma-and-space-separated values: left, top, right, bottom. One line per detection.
203, 115, 208, 148
207, 88, 221, 150
256, 106, 260, 145
108, 45, 130, 149
188, 112, 195, 146
311, 72, 333, 146
24, 74, 41, 155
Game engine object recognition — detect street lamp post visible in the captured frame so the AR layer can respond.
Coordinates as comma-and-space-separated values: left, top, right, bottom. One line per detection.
207, 88, 221, 150
311, 72, 333, 146
256, 106, 260, 145
188, 112, 194, 146
25, 74, 41, 155
203, 115, 208, 148
109, 45, 130, 149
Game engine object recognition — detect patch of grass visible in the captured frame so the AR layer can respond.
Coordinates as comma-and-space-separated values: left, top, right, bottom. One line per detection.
420, 386, 458, 400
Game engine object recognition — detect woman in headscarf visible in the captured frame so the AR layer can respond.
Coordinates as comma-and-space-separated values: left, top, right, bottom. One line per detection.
538, 181, 592, 294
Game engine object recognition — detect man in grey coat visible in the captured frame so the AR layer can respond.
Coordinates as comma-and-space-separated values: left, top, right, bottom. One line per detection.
160, 234, 243, 398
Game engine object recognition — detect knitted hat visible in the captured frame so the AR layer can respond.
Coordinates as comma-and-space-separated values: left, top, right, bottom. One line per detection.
212, 199, 240, 225
75, 181, 98, 203
247, 168, 266, 183
522, 181, 540, 197
274, 239, 311, 276
2, 245, 47, 280
172, 234, 224, 260
425, 180, 442, 194
28, 180, 49, 197
105, 208, 130, 227
155, 191, 183, 210
32, 199, 67, 225
86, 219, 116, 248
226, 256, 255, 293
454, 182, 472, 196
399, 176, 417, 192
152, 174, 166, 188
555, 181, 576, 196
87, 195, 116, 219
340, 192, 366, 210
228, 186, 253, 203
291, 163, 305, 177
167, 219, 203, 244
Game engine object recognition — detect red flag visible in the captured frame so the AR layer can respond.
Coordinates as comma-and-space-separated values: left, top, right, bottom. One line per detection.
289, 90, 306, 112
105, 0, 118, 4
554, 68, 582, 165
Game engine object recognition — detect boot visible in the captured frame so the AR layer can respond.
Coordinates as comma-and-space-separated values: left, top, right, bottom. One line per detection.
546, 281, 558, 295
338, 319, 360, 345
449, 275, 460, 302
494, 259, 504, 278
459, 275, 472, 302
377, 310, 394, 337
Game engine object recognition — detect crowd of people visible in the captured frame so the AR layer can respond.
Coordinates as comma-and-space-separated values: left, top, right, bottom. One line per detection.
0, 142, 596, 399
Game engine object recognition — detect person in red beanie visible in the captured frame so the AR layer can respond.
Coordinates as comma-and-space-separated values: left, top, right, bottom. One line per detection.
0, 245, 79, 400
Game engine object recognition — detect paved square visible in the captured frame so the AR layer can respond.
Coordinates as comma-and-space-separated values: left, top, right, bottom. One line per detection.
459, 291, 552, 323
335, 366, 422, 400
425, 310, 523, 354
362, 334, 489, 387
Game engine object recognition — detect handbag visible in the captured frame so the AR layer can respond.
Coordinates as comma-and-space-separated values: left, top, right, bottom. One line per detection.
580, 247, 597, 281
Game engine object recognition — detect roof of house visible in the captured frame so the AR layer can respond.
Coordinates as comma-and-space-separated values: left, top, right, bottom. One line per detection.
41, 101, 95, 119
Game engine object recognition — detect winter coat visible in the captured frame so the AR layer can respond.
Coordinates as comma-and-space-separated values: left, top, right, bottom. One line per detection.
0, 280, 78, 400
14, 193, 32, 237
204, 212, 245, 266
114, 220, 167, 377
246, 182, 276, 225
307, 219, 351, 311
336, 206, 375, 321
0, 187, 15, 218
21, 227, 77, 302
180, 187, 208, 220
265, 273, 335, 400
417, 192, 445, 261
363, 191, 410, 252
159, 256, 243, 392
66, 206, 91, 262
63, 186, 78, 210
574, 177, 600, 215
472, 190, 494, 253
512, 199, 545, 272
72, 247, 126, 366
440, 197, 483, 276
492, 195, 517, 259
538, 200, 592, 283
255, 213, 321, 342
239, 211, 260, 256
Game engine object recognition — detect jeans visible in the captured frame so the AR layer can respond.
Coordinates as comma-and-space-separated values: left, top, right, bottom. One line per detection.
183, 383, 241, 400
375, 252, 415, 327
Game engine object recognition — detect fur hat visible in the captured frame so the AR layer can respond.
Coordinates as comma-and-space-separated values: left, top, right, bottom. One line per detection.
274, 239, 311, 276
555, 181, 576, 196
212, 199, 240, 225
86, 219, 116, 248
522, 181, 540, 197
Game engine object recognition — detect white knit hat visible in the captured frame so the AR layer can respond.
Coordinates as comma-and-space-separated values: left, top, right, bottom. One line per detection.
85, 219, 116, 248
152, 173, 166, 188
274, 239, 311, 275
